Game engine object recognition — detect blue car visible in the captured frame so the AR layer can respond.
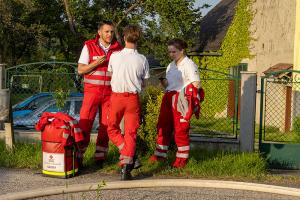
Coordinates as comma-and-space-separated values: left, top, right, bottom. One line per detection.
13, 95, 99, 130
12, 92, 83, 118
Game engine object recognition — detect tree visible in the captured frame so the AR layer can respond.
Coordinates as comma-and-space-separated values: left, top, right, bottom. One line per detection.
66, 0, 203, 65
0, 0, 205, 66
0, 0, 48, 65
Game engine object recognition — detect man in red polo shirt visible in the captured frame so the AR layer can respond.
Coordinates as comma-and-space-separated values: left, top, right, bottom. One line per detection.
77, 21, 122, 168
107, 24, 150, 180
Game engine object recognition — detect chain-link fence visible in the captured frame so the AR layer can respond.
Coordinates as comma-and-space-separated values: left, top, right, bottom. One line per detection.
6, 62, 83, 130
6, 62, 240, 138
260, 71, 300, 143
190, 68, 240, 138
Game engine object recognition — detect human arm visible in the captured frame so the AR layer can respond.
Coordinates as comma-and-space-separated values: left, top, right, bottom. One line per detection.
186, 62, 201, 89
77, 45, 106, 75
78, 56, 106, 75
142, 58, 150, 88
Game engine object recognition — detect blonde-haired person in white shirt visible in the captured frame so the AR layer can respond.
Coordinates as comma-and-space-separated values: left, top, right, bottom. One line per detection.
107, 25, 150, 180
150, 38, 201, 168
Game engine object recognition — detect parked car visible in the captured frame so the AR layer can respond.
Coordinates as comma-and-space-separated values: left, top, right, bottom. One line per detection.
12, 92, 83, 118
13, 96, 98, 130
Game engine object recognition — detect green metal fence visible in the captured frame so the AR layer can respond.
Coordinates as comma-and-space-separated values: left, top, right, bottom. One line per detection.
6, 62, 240, 138
6, 62, 82, 130
259, 70, 300, 144
259, 70, 300, 169
189, 68, 240, 138
6, 62, 81, 104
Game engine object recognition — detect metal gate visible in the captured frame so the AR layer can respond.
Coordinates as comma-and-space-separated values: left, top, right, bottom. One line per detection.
259, 70, 300, 169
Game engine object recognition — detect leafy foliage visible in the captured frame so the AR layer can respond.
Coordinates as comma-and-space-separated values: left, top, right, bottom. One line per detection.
193, 0, 253, 115
137, 86, 164, 155
0, 0, 204, 66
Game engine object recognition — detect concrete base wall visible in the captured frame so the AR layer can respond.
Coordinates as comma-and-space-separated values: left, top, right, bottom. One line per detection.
190, 135, 239, 152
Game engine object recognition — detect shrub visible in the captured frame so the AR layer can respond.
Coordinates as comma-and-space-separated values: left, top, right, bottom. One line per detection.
293, 116, 300, 133
137, 86, 164, 155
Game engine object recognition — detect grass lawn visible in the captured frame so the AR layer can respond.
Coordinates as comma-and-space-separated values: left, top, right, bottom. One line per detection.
190, 117, 237, 137
3, 140, 300, 186
0, 140, 268, 181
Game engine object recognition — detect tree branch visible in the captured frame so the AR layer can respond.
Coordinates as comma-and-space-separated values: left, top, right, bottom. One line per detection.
114, 0, 144, 43
62, 0, 77, 36
116, 0, 144, 28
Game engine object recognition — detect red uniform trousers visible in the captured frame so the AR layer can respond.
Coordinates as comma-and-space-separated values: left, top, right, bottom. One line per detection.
154, 91, 190, 167
107, 92, 140, 165
79, 92, 110, 161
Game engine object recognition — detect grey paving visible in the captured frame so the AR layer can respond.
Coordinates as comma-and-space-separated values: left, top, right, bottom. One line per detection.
0, 167, 120, 195
1, 168, 300, 200
31, 187, 299, 200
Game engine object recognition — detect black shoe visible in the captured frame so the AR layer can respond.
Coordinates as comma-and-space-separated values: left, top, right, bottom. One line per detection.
133, 154, 142, 169
133, 158, 142, 169
121, 164, 133, 181
95, 160, 104, 169
78, 158, 84, 170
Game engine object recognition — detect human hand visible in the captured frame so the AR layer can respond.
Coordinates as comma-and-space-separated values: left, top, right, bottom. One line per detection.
159, 77, 168, 88
93, 55, 106, 66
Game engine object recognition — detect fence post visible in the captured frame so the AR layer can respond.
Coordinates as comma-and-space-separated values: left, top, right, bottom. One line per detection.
239, 71, 257, 152
0, 64, 6, 89
0, 89, 14, 149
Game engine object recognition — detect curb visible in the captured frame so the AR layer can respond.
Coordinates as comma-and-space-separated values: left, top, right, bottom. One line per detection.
1, 179, 300, 200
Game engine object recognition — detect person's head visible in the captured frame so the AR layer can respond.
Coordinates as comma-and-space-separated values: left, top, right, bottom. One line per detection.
167, 38, 188, 62
123, 25, 141, 44
97, 20, 114, 45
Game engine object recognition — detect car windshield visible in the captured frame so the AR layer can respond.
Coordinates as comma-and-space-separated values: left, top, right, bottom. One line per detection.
29, 100, 71, 117
27, 96, 53, 110
13, 94, 52, 110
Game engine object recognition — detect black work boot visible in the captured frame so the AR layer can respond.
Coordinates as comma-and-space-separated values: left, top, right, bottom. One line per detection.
121, 164, 133, 181
95, 160, 104, 169
133, 155, 142, 169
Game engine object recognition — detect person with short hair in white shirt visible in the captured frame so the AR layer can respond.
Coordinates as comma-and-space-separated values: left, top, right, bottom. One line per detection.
107, 24, 150, 180
150, 38, 201, 168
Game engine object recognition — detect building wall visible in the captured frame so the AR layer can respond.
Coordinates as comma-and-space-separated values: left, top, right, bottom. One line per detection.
247, 0, 296, 75
244, 0, 297, 123
294, 0, 300, 71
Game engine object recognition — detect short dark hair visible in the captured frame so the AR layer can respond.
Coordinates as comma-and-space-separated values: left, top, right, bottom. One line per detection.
123, 25, 141, 43
98, 20, 114, 30
167, 38, 188, 51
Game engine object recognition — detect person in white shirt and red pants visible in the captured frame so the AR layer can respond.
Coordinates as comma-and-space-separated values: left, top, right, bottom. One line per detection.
150, 38, 201, 168
107, 25, 150, 180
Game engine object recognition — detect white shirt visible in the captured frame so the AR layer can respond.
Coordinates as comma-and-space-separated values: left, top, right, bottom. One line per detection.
78, 41, 111, 65
165, 56, 200, 91
108, 48, 150, 93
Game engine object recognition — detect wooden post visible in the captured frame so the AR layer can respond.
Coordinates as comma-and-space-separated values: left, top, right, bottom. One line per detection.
5, 123, 14, 149
0, 64, 6, 89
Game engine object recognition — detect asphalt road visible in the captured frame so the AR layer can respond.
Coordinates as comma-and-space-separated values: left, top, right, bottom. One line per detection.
1, 168, 300, 200
31, 187, 299, 200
